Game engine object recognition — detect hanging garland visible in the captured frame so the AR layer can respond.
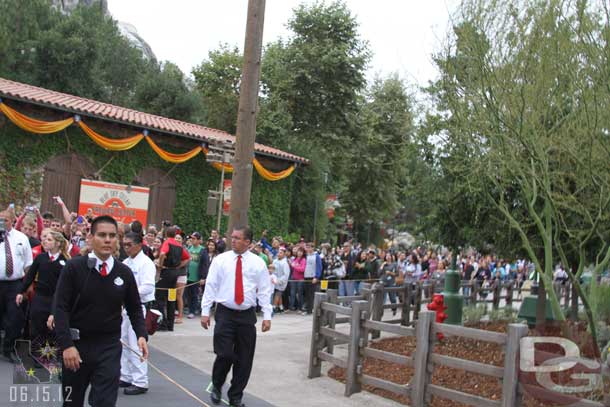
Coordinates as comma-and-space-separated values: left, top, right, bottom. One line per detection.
0, 100, 297, 181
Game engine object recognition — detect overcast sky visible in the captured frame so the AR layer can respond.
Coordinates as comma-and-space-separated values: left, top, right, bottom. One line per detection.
107, 0, 459, 87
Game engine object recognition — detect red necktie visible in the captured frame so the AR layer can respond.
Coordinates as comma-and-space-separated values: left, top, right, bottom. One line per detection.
5, 235, 13, 278
235, 255, 244, 305
100, 261, 108, 277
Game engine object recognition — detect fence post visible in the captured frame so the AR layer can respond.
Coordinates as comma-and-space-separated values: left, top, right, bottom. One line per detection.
326, 288, 338, 355
370, 283, 384, 339
345, 300, 368, 396
308, 292, 328, 379
502, 323, 529, 407
411, 310, 435, 407
505, 281, 514, 308
414, 282, 423, 319
492, 280, 501, 310
472, 280, 478, 306
401, 283, 412, 326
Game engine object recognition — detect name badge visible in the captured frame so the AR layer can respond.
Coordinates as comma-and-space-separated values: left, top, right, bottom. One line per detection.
114, 277, 124, 286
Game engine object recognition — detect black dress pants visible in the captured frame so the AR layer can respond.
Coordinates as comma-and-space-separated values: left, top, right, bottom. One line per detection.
29, 294, 52, 340
62, 337, 121, 407
0, 280, 25, 355
212, 304, 256, 404
155, 267, 179, 330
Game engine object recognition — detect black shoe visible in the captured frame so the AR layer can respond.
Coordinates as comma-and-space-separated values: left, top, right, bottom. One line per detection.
119, 380, 132, 388
210, 386, 222, 404
229, 401, 245, 407
124, 385, 148, 395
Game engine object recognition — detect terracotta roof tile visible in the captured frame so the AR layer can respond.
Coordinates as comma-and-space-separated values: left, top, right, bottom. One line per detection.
0, 77, 308, 164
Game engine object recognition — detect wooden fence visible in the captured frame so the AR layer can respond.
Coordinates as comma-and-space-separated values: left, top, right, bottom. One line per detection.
308, 290, 603, 407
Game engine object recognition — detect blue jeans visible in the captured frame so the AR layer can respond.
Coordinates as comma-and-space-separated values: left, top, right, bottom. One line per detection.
353, 281, 362, 295
339, 280, 354, 297
289, 280, 304, 310
462, 284, 471, 305
384, 289, 397, 311
185, 282, 201, 315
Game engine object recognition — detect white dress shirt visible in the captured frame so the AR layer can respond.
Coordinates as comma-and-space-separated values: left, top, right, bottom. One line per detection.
0, 229, 33, 280
88, 252, 115, 275
201, 250, 273, 320
123, 250, 156, 303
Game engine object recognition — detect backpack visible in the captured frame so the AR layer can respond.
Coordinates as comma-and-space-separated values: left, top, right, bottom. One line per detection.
163, 243, 182, 268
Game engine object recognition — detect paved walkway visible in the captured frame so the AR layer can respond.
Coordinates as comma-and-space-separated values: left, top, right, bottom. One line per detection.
1, 310, 402, 407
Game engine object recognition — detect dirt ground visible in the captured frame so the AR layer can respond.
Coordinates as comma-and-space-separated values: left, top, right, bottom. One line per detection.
328, 320, 607, 406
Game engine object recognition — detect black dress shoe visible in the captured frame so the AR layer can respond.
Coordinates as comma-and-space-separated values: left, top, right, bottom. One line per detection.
124, 385, 148, 395
210, 386, 222, 404
119, 380, 132, 388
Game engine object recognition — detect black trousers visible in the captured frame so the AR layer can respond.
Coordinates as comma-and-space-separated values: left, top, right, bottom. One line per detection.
62, 337, 121, 407
0, 280, 25, 355
155, 267, 179, 330
303, 278, 319, 314
212, 304, 256, 404
29, 294, 52, 340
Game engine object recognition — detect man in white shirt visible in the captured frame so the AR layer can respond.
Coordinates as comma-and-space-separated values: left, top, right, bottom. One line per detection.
0, 208, 33, 363
120, 232, 156, 395
201, 226, 272, 407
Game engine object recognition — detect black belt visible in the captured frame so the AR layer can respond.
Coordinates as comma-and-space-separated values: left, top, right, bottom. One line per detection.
217, 303, 253, 313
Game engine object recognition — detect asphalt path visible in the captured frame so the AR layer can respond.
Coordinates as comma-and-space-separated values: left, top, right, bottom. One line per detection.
1, 343, 274, 407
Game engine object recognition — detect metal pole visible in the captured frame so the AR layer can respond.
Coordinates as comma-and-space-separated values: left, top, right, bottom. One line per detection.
216, 161, 225, 232
227, 0, 266, 233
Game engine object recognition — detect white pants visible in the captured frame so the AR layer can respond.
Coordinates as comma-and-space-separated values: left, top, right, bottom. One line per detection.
120, 306, 148, 388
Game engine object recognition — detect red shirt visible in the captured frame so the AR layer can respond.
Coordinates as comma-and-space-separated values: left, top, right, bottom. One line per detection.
160, 237, 190, 261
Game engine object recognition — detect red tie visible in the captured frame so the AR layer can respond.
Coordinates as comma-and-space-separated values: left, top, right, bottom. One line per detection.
235, 255, 244, 305
100, 261, 108, 277
5, 235, 13, 278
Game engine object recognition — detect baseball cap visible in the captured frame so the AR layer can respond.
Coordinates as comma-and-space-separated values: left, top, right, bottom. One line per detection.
191, 231, 202, 239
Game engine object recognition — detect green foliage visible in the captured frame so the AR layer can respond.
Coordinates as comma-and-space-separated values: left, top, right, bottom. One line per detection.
191, 44, 242, 133
0, 120, 293, 237
488, 307, 517, 323
0, 0, 204, 123
462, 304, 487, 324
135, 61, 203, 122
588, 280, 610, 324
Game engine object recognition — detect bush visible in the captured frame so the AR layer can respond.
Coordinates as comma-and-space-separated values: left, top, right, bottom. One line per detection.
462, 305, 487, 324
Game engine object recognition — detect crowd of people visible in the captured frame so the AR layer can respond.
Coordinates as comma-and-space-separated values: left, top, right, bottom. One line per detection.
1, 197, 570, 405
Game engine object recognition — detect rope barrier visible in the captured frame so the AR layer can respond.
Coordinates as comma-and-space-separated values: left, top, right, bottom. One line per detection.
120, 339, 212, 407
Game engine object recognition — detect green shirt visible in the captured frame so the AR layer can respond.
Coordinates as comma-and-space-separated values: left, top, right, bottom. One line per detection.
188, 245, 204, 282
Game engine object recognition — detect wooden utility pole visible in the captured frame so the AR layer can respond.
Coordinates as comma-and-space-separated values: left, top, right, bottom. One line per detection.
228, 0, 266, 233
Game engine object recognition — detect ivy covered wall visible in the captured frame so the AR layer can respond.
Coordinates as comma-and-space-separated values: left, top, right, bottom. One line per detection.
0, 116, 295, 238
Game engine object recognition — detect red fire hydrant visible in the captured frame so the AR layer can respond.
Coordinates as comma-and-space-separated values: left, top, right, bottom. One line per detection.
427, 294, 448, 340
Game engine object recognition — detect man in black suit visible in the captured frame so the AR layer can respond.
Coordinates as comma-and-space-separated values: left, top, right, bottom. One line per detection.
53, 215, 148, 407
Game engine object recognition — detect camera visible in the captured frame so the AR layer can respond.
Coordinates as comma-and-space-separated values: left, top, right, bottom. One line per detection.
162, 220, 171, 228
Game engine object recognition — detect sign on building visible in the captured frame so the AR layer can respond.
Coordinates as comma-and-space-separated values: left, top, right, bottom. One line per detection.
78, 179, 149, 225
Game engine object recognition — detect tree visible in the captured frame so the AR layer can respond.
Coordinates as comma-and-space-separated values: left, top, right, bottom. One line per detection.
192, 44, 242, 133
259, 1, 371, 241
343, 75, 414, 228
134, 61, 203, 122
428, 0, 610, 344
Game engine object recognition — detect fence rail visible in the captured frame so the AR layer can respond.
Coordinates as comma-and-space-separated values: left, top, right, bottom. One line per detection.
309, 290, 529, 407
